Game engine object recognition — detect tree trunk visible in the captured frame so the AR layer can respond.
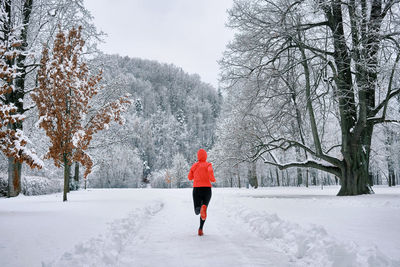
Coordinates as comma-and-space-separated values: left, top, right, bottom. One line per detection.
286, 170, 290, 186
275, 167, 280, 186
328, 1, 379, 196
236, 164, 241, 188
63, 154, 71, 202
297, 168, 302, 187
294, 144, 303, 187
74, 162, 79, 182
368, 172, 374, 186
337, 145, 373, 195
388, 162, 394, 187
252, 161, 258, 188
6, 88, 24, 197
70, 161, 79, 190
247, 161, 258, 188
7, 158, 21, 197
312, 170, 317, 186
6, 120, 24, 197
305, 169, 309, 187
337, 166, 372, 195
5, 0, 34, 198
386, 129, 394, 187
7, 121, 23, 197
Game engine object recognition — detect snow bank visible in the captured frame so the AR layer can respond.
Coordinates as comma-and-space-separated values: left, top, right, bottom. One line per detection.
230, 206, 399, 267
44, 201, 164, 267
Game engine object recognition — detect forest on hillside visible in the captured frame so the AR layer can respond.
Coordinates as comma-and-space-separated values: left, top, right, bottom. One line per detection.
78, 54, 222, 188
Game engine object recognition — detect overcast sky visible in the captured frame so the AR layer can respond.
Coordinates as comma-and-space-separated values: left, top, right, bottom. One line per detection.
84, 0, 234, 88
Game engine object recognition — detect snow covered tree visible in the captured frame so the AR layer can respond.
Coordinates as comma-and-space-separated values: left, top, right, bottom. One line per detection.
89, 146, 143, 188
221, 0, 400, 195
149, 169, 169, 188
171, 153, 189, 188
0, 0, 43, 197
32, 27, 130, 201
0, 0, 102, 196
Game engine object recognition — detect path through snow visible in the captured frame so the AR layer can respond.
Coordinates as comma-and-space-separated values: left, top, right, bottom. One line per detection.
48, 191, 290, 267
117, 193, 289, 267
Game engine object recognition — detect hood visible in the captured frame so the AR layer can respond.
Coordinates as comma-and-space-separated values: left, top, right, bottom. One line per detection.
197, 149, 207, 162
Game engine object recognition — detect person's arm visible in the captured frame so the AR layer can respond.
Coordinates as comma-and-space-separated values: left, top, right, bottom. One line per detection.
188, 164, 196, 180
208, 163, 216, 182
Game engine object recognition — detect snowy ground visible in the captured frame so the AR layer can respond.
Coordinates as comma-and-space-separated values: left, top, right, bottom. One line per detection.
0, 186, 399, 267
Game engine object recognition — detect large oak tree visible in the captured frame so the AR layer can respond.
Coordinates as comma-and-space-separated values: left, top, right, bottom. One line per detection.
221, 0, 400, 195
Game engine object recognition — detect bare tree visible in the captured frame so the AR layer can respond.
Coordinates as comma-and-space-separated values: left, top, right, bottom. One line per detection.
220, 0, 400, 195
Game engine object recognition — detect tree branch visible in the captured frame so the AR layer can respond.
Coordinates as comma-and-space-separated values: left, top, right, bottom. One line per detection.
381, 0, 400, 19
372, 87, 400, 117
262, 158, 341, 177
256, 137, 342, 168
368, 118, 400, 125
297, 21, 329, 31
325, 144, 341, 154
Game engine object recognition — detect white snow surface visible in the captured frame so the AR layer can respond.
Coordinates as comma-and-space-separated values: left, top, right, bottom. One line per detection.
0, 186, 399, 267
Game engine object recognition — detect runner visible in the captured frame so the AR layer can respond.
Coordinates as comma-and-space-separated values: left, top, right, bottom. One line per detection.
188, 148, 216, 236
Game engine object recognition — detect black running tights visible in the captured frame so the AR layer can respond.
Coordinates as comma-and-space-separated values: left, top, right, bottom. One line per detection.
192, 187, 212, 230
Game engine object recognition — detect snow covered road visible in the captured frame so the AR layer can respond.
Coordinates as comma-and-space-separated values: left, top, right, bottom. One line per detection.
1, 187, 399, 266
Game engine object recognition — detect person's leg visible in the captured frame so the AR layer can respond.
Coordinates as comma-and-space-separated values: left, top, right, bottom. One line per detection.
199, 188, 212, 230
199, 216, 205, 230
203, 187, 212, 207
192, 188, 202, 215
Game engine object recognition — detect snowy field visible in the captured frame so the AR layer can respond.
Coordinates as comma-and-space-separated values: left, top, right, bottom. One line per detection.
0, 186, 399, 267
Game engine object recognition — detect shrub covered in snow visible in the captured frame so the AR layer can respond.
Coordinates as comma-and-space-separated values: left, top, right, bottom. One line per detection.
0, 174, 62, 197
150, 169, 170, 188
0, 175, 7, 197
22, 175, 63, 196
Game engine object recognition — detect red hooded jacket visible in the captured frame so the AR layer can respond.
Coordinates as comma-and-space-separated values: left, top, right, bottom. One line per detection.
188, 149, 216, 187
